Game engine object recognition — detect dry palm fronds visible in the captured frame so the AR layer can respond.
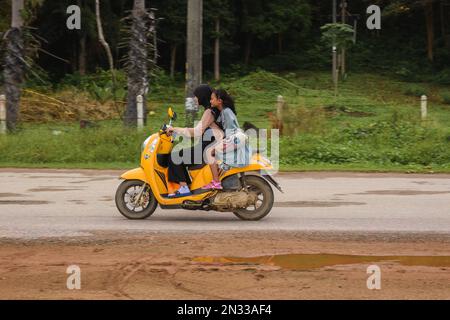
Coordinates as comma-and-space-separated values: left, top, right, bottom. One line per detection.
19, 89, 126, 123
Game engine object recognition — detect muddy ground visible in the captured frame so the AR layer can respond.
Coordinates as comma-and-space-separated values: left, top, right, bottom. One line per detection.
0, 231, 449, 300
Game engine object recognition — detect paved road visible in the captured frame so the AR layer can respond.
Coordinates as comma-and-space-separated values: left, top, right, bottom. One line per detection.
0, 169, 449, 238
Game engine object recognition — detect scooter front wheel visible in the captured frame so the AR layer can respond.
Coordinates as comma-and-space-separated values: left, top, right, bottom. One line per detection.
115, 180, 158, 220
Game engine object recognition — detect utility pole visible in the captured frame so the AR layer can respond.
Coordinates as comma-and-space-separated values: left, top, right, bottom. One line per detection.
185, 0, 203, 126
332, 0, 337, 90
214, 18, 220, 81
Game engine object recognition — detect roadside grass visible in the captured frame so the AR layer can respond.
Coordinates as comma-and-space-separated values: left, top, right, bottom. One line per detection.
1, 70, 449, 172
1, 161, 450, 173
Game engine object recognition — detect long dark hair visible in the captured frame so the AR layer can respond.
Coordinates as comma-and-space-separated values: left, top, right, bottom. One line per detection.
214, 89, 237, 115
193, 84, 213, 109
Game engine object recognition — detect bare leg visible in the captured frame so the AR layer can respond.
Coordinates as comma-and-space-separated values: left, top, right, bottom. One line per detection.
210, 163, 220, 181
201, 163, 223, 190
205, 147, 220, 182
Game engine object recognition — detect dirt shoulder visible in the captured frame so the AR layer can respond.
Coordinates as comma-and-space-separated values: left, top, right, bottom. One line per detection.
0, 231, 449, 300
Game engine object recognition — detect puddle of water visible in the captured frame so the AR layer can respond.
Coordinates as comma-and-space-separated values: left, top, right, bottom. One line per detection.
0, 200, 51, 205
274, 201, 365, 208
193, 254, 450, 270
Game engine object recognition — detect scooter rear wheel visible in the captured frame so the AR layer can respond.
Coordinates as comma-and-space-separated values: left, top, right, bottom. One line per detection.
233, 175, 274, 221
115, 180, 158, 219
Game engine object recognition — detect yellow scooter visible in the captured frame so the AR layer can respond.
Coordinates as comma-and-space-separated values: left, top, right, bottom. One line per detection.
115, 108, 282, 220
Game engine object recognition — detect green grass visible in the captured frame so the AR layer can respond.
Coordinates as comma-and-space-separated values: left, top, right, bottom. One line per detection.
279, 163, 450, 173
1, 70, 450, 172
1, 161, 450, 174
0, 162, 134, 170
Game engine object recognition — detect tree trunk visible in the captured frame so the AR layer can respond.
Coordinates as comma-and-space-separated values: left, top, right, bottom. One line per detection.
341, 0, 346, 77
214, 18, 220, 81
78, 34, 87, 75
441, 0, 449, 48
332, 0, 337, 90
170, 44, 177, 78
11, 0, 24, 28
424, 0, 434, 62
4, 0, 25, 132
96, 0, 121, 120
71, 41, 77, 73
244, 34, 252, 65
125, 0, 148, 126
76, 0, 86, 75
95, 0, 114, 71
340, 49, 346, 78
278, 33, 283, 54
337, 53, 341, 75
150, 10, 158, 65
153, 23, 158, 65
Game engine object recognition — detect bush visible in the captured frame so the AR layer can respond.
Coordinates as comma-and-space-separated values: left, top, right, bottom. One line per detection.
58, 69, 127, 91
403, 84, 427, 97
88, 81, 127, 104
57, 69, 183, 103
225, 70, 303, 101
279, 110, 450, 167
441, 91, 450, 105
432, 68, 450, 85
253, 54, 308, 72
24, 66, 53, 91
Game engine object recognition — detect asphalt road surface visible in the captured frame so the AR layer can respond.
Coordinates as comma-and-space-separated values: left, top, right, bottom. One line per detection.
0, 169, 449, 239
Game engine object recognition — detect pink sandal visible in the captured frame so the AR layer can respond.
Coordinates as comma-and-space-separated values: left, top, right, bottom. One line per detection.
201, 180, 223, 190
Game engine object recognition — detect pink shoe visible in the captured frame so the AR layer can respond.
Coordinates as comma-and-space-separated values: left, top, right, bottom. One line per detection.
201, 180, 223, 190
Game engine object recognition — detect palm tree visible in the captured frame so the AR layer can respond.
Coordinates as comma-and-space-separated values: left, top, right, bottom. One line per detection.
124, 0, 150, 127
3, 0, 25, 132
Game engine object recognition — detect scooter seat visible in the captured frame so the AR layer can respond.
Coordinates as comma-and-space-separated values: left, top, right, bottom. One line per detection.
187, 163, 207, 171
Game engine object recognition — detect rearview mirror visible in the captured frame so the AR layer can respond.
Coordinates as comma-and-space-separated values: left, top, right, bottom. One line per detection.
168, 107, 177, 121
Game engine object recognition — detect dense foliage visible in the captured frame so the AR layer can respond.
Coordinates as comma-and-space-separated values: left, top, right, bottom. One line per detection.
0, 0, 449, 84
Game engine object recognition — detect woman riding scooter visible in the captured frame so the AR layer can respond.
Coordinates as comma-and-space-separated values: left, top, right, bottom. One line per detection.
202, 89, 251, 190
166, 85, 223, 197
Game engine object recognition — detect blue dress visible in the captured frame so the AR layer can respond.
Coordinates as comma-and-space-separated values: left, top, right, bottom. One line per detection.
216, 108, 252, 168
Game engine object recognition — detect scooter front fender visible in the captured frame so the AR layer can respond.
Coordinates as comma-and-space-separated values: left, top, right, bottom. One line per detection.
120, 167, 149, 183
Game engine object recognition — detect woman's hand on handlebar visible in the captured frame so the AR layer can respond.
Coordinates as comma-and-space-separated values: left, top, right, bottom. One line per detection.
166, 126, 174, 136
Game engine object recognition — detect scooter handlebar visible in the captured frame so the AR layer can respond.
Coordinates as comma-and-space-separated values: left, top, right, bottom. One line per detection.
159, 124, 175, 139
